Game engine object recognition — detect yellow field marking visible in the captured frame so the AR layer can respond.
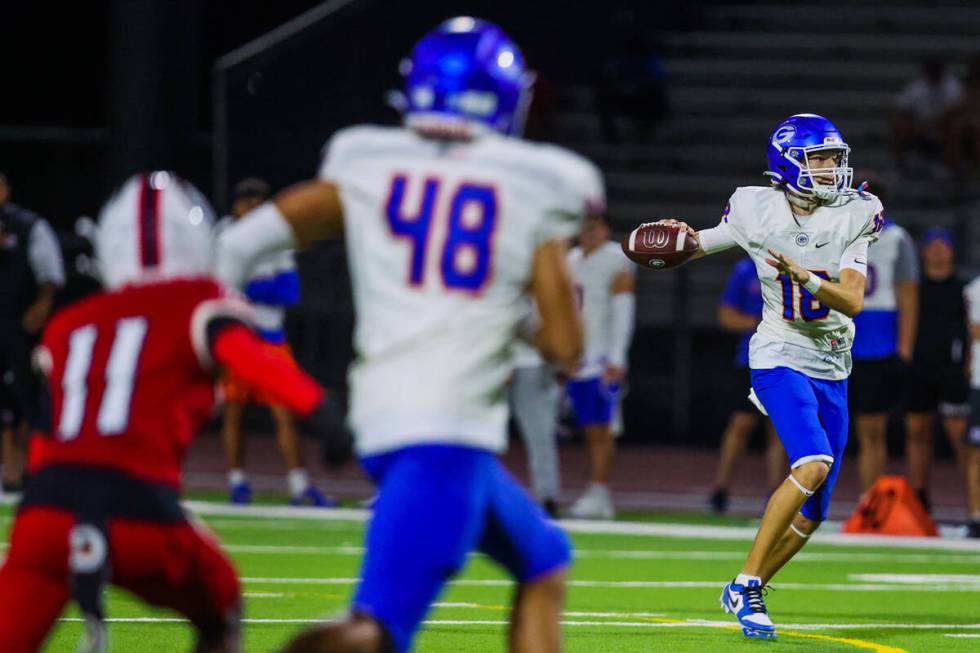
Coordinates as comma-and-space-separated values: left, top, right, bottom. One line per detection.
779, 630, 907, 653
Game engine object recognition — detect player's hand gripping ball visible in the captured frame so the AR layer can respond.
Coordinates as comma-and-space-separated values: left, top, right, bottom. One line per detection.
622, 220, 699, 270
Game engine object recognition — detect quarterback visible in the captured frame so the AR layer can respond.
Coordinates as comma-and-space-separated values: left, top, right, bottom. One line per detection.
658, 113, 882, 639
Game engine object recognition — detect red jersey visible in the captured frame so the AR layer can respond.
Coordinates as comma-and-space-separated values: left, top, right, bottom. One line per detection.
30, 278, 251, 487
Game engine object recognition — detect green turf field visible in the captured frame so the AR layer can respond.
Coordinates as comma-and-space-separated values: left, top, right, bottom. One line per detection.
3, 503, 978, 653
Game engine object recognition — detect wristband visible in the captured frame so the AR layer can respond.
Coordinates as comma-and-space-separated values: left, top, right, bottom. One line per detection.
803, 274, 822, 295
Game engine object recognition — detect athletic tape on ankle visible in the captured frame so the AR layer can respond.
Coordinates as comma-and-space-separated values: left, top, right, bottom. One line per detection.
789, 523, 811, 539
788, 474, 815, 497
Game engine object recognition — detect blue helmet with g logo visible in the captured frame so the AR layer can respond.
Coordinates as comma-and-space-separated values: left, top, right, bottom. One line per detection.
765, 114, 853, 201
401, 17, 534, 137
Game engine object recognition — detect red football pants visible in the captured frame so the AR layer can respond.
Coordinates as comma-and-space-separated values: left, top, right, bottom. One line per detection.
0, 506, 240, 652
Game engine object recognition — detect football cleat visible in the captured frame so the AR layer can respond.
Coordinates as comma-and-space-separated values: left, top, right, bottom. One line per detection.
568, 484, 615, 520
708, 488, 729, 515
289, 485, 337, 508
720, 576, 776, 639
229, 481, 252, 505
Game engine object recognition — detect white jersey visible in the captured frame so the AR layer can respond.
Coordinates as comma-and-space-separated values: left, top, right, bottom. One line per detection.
704, 186, 883, 380
568, 241, 634, 378
319, 125, 604, 455
966, 277, 980, 389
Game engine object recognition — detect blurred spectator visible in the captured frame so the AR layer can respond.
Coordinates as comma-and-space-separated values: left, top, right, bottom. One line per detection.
905, 227, 969, 513
0, 172, 65, 492
217, 178, 334, 507
892, 59, 962, 174
595, 8, 669, 144
965, 275, 980, 537
708, 257, 784, 514
850, 174, 919, 493
943, 55, 980, 179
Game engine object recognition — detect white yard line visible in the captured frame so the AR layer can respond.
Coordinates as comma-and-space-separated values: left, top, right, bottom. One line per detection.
55, 616, 980, 631
239, 576, 980, 592
219, 544, 980, 565
179, 501, 980, 552
849, 574, 980, 585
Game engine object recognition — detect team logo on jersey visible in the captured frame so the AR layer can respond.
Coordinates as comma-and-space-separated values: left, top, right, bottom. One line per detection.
642, 228, 670, 249
795, 233, 810, 247
773, 124, 796, 146
648, 258, 666, 269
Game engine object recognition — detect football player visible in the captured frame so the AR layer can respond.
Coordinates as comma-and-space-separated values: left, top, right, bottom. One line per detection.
655, 114, 881, 639
216, 178, 333, 507
566, 214, 635, 520
0, 172, 329, 653
216, 17, 599, 653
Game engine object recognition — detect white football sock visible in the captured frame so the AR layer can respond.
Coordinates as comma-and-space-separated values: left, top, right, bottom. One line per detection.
288, 469, 310, 497
735, 573, 762, 587
228, 469, 247, 488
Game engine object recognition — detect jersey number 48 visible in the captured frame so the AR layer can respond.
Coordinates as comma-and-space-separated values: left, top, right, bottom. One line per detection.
386, 175, 497, 293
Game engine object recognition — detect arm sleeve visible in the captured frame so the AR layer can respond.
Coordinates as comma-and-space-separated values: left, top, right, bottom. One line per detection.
840, 238, 870, 276
966, 280, 980, 325
698, 222, 738, 255
894, 231, 920, 283
211, 324, 323, 416
607, 292, 635, 368
214, 202, 296, 290
28, 220, 66, 286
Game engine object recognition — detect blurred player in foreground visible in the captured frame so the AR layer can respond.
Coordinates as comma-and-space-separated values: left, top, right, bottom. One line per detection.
708, 257, 784, 514
217, 17, 599, 653
965, 276, 980, 537
848, 175, 918, 493
217, 178, 332, 507
566, 214, 635, 520
0, 172, 330, 653
656, 114, 881, 639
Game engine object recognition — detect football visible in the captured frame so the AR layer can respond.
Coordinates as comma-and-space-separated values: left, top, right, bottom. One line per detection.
621, 222, 700, 270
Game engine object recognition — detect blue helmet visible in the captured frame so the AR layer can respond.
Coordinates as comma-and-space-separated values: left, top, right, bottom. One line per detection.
401, 17, 534, 137
765, 114, 853, 201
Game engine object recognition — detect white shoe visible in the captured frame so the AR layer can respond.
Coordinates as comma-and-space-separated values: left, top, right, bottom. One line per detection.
569, 484, 615, 520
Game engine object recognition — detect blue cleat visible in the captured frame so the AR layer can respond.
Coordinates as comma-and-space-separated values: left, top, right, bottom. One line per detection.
229, 481, 252, 505
720, 576, 776, 640
289, 485, 337, 508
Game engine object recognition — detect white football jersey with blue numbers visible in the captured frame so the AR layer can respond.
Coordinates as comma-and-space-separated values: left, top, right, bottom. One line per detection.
568, 241, 634, 379
714, 186, 883, 380
319, 125, 604, 455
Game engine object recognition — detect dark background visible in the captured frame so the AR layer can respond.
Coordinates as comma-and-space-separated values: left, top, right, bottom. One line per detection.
2, 0, 973, 454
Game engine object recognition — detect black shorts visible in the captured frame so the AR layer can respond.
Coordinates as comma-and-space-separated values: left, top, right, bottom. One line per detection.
968, 389, 980, 446
0, 327, 34, 426
850, 356, 906, 415
731, 370, 760, 415
905, 362, 969, 417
